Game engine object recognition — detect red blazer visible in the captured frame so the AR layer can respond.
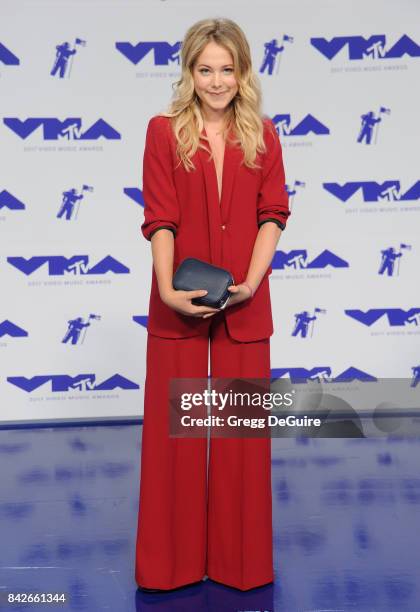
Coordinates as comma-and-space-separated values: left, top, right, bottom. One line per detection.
141, 114, 290, 342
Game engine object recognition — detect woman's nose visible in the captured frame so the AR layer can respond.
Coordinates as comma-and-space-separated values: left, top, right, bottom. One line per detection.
212, 72, 221, 87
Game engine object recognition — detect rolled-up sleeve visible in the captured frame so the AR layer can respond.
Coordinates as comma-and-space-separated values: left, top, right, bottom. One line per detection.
140, 116, 180, 241
257, 119, 290, 231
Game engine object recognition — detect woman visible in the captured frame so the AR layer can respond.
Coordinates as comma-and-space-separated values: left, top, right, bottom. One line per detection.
135, 17, 290, 592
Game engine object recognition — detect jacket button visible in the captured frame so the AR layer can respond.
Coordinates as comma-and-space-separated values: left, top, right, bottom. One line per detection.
221, 225, 226, 230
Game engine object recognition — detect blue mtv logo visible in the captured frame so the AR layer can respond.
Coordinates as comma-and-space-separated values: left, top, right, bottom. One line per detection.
292, 308, 326, 338
3, 118, 121, 140
259, 35, 294, 75
286, 180, 305, 210
345, 308, 420, 327
115, 42, 181, 65
311, 35, 420, 60
62, 314, 101, 345
0, 320, 28, 338
0, 43, 20, 65
272, 114, 329, 137
272, 249, 349, 270
412, 365, 420, 388
50, 39, 86, 79
378, 244, 411, 277
7, 255, 130, 276
0, 190, 26, 211
271, 367, 377, 383
133, 316, 148, 328
8, 374, 139, 392
323, 181, 420, 203
124, 188, 144, 207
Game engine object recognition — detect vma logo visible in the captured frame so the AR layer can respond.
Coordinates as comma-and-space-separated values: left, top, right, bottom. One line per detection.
272, 249, 349, 270
0, 43, 20, 65
124, 188, 144, 207
272, 114, 329, 137
0, 320, 28, 338
133, 316, 148, 328
8, 256, 130, 276
323, 181, 420, 203
271, 367, 377, 383
116, 42, 181, 65
0, 190, 26, 211
8, 374, 139, 393
3, 118, 121, 141
311, 35, 420, 61
345, 308, 420, 327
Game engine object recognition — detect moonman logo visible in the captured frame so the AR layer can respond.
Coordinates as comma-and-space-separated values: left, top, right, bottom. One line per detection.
115, 42, 181, 65
357, 107, 390, 145
272, 114, 329, 137
3, 118, 121, 140
292, 308, 326, 338
323, 181, 420, 203
124, 188, 144, 207
378, 244, 411, 276
311, 35, 420, 61
62, 314, 101, 345
57, 185, 94, 221
50, 39, 86, 78
259, 35, 294, 75
271, 367, 377, 383
345, 308, 420, 327
8, 374, 139, 392
7, 256, 130, 276
0, 320, 28, 338
286, 180, 305, 210
272, 249, 349, 270
0, 43, 20, 65
0, 190, 26, 211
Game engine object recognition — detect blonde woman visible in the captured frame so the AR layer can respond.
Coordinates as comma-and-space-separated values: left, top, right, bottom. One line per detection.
135, 17, 290, 592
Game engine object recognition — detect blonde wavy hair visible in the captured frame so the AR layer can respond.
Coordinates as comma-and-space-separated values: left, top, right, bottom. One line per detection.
160, 17, 267, 171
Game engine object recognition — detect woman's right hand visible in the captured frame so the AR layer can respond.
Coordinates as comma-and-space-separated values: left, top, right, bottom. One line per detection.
160, 288, 221, 318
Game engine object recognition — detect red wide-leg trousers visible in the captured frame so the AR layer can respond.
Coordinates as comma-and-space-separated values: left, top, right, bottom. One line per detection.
135, 312, 273, 591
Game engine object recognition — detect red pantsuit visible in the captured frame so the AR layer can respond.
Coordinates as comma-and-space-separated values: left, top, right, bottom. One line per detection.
135, 115, 290, 590
135, 312, 273, 591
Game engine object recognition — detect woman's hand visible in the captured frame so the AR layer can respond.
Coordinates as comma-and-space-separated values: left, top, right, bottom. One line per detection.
224, 283, 253, 308
160, 288, 221, 318
201, 283, 253, 319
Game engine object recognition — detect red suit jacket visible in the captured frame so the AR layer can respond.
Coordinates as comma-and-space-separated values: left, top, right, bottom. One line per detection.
141, 115, 290, 342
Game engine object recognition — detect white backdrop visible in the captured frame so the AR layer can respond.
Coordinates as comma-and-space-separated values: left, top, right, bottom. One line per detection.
1, 0, 419, 424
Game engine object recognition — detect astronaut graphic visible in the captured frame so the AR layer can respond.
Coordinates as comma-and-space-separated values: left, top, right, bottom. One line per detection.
411, 366, 420, 388
50, 38, 86, 78
378, 244, 410, 276
57, 188, 83, 220
259, 35, 293, 75
292, 308, 326, 338
357, 107, 390, 145
57, 185, 93, 220
62, 314, 101, 345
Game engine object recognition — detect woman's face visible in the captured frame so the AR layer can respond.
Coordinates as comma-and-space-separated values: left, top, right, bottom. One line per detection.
192, 41, 238, 118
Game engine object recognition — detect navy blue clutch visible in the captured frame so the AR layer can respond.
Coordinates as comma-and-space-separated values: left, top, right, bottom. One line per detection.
173, 257, 234, 309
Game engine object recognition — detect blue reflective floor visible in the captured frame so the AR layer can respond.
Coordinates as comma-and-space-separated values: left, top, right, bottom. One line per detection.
0, 426, 419, 611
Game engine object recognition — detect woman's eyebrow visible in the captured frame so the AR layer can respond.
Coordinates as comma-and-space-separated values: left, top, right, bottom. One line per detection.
197, 63, 234, 68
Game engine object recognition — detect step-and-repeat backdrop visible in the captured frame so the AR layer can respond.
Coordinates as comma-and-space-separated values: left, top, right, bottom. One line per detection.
1, 0, 419, 424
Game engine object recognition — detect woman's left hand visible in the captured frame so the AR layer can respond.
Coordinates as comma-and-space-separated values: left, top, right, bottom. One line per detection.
202, 284, 252, 319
